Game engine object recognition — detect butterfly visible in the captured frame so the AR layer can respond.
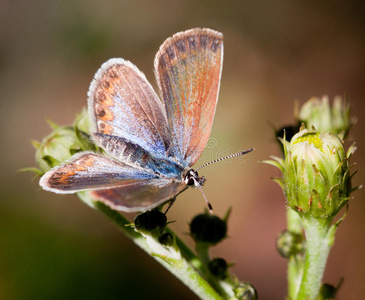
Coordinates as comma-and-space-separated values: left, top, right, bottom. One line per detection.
40, 28, 250, 213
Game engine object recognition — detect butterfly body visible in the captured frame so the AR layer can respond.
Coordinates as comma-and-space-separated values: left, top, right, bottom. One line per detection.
40, 28, 223, 212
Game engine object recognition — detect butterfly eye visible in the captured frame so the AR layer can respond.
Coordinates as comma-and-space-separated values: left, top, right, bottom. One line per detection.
184, 169, 199, 186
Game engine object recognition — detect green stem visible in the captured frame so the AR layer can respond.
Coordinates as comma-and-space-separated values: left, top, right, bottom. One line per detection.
287, 207, 303, 233
297, 216, 333, 300
195, 243, 236, 299
77, 192, 224, 300
287, 208, 304, 300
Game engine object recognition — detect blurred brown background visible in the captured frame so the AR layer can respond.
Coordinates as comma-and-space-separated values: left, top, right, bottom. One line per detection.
1, 1, 364, 299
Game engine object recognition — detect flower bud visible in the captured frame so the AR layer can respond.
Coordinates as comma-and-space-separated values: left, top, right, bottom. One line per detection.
190, 213, 227, 245
73, 108, 91, 134
233, 282, 258, 300
34, 110, 97, 174
296, 96, 354, 138
208, 258, 228, 279
35, 125, 86, 173
134, 210, 167, 237
269, 128, 356, 218
276, 230, 304, 258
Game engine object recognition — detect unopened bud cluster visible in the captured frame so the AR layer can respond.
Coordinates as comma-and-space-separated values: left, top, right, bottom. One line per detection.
33, 109, 94, 174
267, 127, 356, 218
296, 95, 354, 138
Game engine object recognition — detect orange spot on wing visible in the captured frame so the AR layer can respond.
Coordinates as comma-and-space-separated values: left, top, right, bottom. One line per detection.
96, 89, 114, 107
58, 171, 75, 184
95, 104, 114, 121
83, 156, 95, 167
98, 122, 113, 134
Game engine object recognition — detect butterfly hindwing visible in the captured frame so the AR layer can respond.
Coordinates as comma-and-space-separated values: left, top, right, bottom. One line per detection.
90, 179, 187, 212
154, 28, 223, 166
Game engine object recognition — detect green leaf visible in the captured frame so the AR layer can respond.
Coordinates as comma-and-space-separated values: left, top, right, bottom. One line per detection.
42, 155, 61, 168
31, 139, 40, 149
327, 205, 348, 246
272, 177, 285, 189
262, 159, 284, 172
46, 119, 60, 130
18, 167, 44, 176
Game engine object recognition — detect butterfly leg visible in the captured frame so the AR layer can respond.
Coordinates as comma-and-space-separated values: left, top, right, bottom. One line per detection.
164, 196, 177, 215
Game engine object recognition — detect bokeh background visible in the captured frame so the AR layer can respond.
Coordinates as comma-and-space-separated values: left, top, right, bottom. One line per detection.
1, 1, 364, 299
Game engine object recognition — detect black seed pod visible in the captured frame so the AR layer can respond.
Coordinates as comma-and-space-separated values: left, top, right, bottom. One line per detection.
317, 283, 339, 300
276, 124, 301, 142
158, 233, 175, 247
134, 210, 167, 237
209, 258, 228, 279
190, 214, 227, 245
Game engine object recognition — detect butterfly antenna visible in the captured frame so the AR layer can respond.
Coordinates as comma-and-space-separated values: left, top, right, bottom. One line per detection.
196, 148, 254, 171
198, 185, 213, 213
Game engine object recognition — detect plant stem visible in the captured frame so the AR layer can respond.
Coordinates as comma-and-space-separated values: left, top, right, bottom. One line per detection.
297, 215, 333, 300
77, 192, 224, 300
195, 243, 238, 299
286, 208, 304, 300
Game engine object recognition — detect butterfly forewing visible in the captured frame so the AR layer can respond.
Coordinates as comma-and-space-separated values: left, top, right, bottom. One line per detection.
88, 58, 171, 159
40, 152, 157, 193
154, 28, 223, 166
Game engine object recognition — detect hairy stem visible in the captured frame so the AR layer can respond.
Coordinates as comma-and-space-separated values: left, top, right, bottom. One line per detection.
297, 216, 333, 300
78, 192, 225, 300
286, 208, 304, 299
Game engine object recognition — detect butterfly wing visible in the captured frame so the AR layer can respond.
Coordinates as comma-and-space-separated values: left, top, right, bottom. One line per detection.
154, 28, 223, 166
40, 152, 186, 212
90, 180, 187, 212
88, 58, 171, 160
92, 133, 185, 177
40, 29, 224, 212
39, 152, 157, 193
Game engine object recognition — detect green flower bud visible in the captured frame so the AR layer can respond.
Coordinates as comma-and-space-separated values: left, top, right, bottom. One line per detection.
190, 213, 227, 245
208, 258, 228, 279
134, 210, 167, 237
35, 124, 87, 173
73, 108, 91, 135
276, 229, 304, 258
34, 110, 97, 174
296, 96, 354, 138
270, 128, 356, 218
233, 282, 258, 300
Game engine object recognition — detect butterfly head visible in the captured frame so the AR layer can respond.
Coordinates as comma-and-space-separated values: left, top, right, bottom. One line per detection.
184, 169, 206, 187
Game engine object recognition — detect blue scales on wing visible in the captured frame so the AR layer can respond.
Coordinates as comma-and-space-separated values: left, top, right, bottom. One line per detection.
93, 133, 185, 178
